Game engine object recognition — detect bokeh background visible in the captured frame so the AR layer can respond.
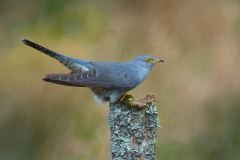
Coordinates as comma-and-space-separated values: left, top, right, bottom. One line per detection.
1, 0, 240, 159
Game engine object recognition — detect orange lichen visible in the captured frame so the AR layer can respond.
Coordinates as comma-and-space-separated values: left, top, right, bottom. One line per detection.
122, 94, 156, 108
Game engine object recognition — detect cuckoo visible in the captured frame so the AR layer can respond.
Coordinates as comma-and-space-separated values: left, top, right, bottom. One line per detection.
21, 38, 164, 105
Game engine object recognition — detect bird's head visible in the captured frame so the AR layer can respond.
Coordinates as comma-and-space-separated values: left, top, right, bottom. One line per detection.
132, 55, 164, 69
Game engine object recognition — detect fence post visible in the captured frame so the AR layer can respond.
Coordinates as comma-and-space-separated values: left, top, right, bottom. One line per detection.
108, 94, 161, 160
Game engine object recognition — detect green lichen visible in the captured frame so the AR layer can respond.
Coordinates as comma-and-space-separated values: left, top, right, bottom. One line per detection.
121, 94, 138, 107
109, 94, 161, 160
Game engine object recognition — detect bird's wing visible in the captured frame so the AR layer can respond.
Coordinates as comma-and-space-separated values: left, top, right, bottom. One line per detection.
43, 68, 112, 88
21, 38, 92, 73
90, 62, 140, 90
42, 62, 140, 89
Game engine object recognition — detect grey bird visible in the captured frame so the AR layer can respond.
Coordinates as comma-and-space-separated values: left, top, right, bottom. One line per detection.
21, 38, 164, 105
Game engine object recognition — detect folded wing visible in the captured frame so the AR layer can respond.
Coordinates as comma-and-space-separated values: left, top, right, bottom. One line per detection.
42, 68, 112, 88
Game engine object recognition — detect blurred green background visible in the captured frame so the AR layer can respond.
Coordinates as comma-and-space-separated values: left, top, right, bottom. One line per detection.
1, 0, 240, 159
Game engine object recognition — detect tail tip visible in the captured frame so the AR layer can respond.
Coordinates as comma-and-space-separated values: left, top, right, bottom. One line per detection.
21, 38, 27, 44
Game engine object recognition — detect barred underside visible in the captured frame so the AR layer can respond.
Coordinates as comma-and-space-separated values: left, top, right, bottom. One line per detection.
91, 88, 127, 105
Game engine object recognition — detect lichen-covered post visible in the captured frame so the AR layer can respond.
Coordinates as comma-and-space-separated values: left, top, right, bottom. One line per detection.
108, 94, 161, 160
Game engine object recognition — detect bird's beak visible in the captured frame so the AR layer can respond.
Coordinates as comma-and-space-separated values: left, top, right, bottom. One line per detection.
152, 59, 164, 63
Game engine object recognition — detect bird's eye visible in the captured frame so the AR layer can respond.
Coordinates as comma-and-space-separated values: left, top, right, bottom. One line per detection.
146, 57, 152, 62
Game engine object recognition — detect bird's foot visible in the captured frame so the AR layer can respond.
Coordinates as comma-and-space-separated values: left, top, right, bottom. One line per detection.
119, 93, 127, 103
109, 94, 134, 107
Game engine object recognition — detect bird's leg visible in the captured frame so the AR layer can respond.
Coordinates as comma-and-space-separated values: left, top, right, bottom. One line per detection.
109, 93, 126, 107
119, 93, 127, 103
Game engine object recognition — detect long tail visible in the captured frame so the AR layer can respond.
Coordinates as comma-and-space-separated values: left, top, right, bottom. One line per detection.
21, 38, 89, 73
21, 38, 66, 60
